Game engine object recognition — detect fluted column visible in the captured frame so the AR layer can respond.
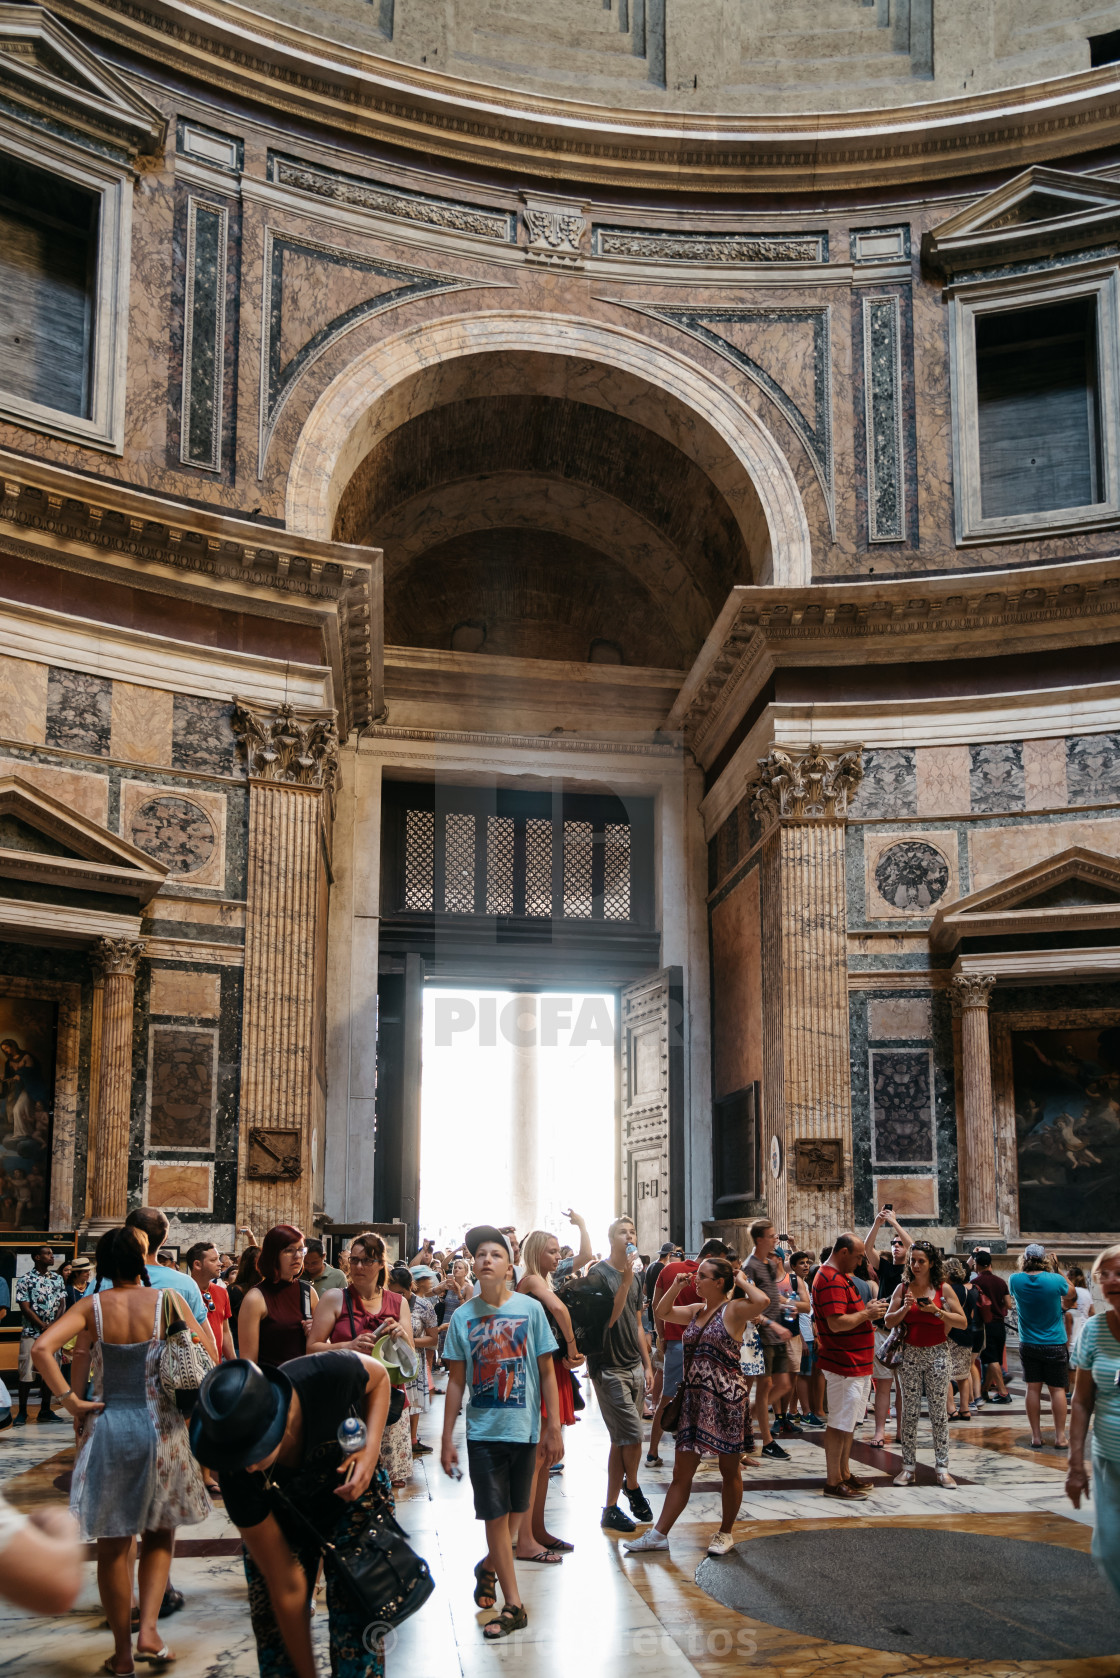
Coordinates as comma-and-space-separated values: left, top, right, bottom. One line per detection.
89, 936, 145, 1228
754, 746, 863, 1256
234, 703, 338, 1232
951, 973, 1002, 1242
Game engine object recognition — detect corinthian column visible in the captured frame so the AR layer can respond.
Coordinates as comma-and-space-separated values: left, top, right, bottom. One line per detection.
951, 973, 1002, 1242
89, 936, 145, 1229
233, 703, 339, 1232
754, 745, 863, 1255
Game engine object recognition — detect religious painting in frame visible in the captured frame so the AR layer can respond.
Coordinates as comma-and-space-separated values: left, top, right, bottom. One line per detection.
1006, 1020, 1120, 1236
0, 995, 57, 1231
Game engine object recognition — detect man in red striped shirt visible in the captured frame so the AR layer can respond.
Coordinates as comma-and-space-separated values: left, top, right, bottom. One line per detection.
811, 1233, 888, 1501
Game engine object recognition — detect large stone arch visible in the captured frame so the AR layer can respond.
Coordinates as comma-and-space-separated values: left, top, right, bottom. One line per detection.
284, 312, 813, 588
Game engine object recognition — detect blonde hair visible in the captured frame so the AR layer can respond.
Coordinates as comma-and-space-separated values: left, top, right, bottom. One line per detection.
1091, 1243, 1120, 1284
520, 1230, 556, 1289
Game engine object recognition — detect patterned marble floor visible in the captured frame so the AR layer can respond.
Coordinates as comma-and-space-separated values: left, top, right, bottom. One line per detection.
0, 1384, 1112, 1678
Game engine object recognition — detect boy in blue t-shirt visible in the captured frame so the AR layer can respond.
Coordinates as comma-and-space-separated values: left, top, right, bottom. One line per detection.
441, 1224, 560, 1641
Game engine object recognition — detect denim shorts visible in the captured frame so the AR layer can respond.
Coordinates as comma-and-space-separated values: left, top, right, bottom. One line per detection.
466, 1438, 538, 1521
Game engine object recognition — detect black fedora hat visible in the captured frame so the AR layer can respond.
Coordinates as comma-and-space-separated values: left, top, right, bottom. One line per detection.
189, 1358, 292, 1471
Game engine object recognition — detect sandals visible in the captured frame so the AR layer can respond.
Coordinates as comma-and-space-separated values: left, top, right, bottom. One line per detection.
516, 1549, 563, 1564
101, 1663, 135, 1677
135, 1650, 174, 1667
869, 1438, 886, 1449
483, 1604, 528, 1640
473, 1560, 498, 1609
542, 1538, 574, 1553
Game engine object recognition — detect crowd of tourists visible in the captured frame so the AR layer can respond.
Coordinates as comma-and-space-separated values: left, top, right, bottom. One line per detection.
0, 1203, 1117, 1673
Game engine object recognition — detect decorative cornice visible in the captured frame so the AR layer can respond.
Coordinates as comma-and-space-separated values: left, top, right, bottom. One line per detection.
751, 744, 864, 825
37, 0, 1120, 194
0, 3, 165, 160
268, 151, 514, 242
94, 934, 146, 976
950, 972, 997, 1010
233, 701, 340, 794
593, 227, 826, 264
360, 724, 682, 758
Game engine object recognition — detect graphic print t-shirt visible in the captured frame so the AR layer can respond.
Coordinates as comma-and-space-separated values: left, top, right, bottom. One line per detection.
443, 1294, 557, 1444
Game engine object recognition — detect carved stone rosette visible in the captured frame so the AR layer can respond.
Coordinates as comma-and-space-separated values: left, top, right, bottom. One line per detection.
950, 973, 1003, 1241
89, 936, 145, 1226
751, 744, 864, 826
232, 701, 340, 795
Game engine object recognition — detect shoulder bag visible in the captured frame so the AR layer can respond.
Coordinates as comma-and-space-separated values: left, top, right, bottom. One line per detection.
343, 1289, 406, 1425
266, 1463, 434, 1630
159, 1288, 214, 1415
659, 1335, 696, 1434
876, 1286, 909, 1370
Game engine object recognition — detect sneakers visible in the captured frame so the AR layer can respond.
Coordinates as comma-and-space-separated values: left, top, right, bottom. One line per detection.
761, 1440, 790, 1461
37, 1408, 63, 1423
621, 1481, 653, 1523
822, 1481, 866, 1500
778, 1416, 802, 1436
601, 1504, 637, 1533
804, 1413, 827, 1429
12, 1414, 26, 1427
623, 1527, 669, 1554
706, 1530, 736, 1556
990, 1394, 1013, 1405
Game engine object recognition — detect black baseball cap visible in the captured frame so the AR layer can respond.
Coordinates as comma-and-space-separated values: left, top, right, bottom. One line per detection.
464, 1225, 513, 1263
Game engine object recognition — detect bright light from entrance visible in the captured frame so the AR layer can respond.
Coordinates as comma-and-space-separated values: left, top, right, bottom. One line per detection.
419, 987, 617, 1255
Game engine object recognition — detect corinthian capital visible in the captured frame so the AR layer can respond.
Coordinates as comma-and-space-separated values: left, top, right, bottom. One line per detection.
751, 744, 864, 826
232, 702, 339, 793
951, 973, 997, 1011
94, 936, 146, 978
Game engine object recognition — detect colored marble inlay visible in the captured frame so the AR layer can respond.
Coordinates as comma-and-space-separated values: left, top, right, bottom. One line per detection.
146, 1161, 211, 1211
915, 745, 970, 816
45, 667, 111, 756
0, 656, 47, 746
871, 1047, 934, 1164
856, 748, 916, 818
1023, 737, 1068, 810
130, 796, 217, 874
969, 741, 1025, 814
1066, 733, 1120, 805
181, 197, 228, 472
868, 996, 932, 1040
873, 840, 950, 912
863, 294, 906, 542
148, 1024, 217, 1149
172, 695, 239, 776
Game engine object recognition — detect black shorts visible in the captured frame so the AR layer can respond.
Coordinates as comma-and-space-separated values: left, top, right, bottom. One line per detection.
981, 1320, 1006, 1366
1019, 1343, 1069, 1390
466, 1438, 538, 1522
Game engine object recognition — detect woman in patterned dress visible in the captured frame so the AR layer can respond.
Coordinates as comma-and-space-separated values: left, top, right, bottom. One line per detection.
32, 1226, 210, 1675
624, 1257, 770, 1560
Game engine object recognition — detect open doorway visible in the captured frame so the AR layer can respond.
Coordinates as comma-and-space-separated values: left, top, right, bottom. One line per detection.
418, 985, 618, 1254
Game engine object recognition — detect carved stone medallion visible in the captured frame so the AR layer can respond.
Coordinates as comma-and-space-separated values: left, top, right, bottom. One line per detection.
130, 797, 217, 874
793, 1137, 843, 1188
246, 1127, 303, 1180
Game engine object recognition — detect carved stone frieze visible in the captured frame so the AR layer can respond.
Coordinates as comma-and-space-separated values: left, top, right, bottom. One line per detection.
594, 228, 825, 263
751, 745, 864, 825
950, 973, 997, 1011
271, 154, 514, 242
93, 936, 147, 977
233, 701, 340, 792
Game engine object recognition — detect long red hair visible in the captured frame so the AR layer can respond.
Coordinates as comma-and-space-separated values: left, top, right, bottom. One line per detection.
258, 1222, 304, 1283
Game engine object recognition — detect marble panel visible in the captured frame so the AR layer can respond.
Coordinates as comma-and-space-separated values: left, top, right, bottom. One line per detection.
145, 1160, 213, 1210
45, 667, 111, 756
915, 745, 970, 816
863, 293, 906, 542
180, 196, 228, 472
0, 657, 47, 746
1066, 733, 1120, 805
868, 997, 932, 1040
147, 1023, 218, 1150
969, 741, 1025, 814
870, 1047, 934, 1165
171, 695, 240, 777
120, 779, 227, 889
1023, 736, 1068, 810
854, 748, 916, 819
872, 1174, 938, 1216
149, 967, 221, 1017
710, 866, 763, 1099
969, 815, 1120, 893
110, 681, 174, 766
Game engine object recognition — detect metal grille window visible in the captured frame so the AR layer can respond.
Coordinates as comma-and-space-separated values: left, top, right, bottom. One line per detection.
563, 821, 594, 918
403, 809, 434, 909
603, 823, 631, 920
443, 812, 476, 913
486, 816, 515, 915
524, 819, 553, 918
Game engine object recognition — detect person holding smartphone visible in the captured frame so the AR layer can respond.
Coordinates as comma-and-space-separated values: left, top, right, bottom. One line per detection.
883, 1241, 967, 1487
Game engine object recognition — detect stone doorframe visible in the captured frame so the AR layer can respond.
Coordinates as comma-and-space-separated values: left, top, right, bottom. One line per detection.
0, 975, 82, 1232
990, 1004, 1120, 1247
282, 311, 814, 587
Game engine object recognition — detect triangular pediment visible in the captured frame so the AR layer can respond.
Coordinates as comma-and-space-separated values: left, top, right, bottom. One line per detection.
0, 776, 168, 902
922, 167, 1120, 278
0, 6, 165, 157
931, 846, 1120, 950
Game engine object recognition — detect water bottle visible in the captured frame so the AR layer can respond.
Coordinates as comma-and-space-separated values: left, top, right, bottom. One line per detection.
338, 1415, 367, 1456
626, 1242, 643, 1275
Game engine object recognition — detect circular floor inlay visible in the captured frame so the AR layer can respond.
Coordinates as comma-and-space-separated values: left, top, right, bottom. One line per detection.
696, 1528, 1119, 1660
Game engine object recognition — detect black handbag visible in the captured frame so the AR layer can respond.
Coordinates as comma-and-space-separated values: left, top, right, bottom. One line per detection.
267, 1469, 435, 1630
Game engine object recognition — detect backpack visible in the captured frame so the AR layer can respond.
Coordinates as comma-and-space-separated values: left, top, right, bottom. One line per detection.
554, 1270, 615, 1356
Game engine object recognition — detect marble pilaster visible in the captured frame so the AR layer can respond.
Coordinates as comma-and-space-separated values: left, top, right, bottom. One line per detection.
755, 746, 862, 1253
89, 937, 145, 1230
233, 703, 338, 1230
951, 973, 1002, 1244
